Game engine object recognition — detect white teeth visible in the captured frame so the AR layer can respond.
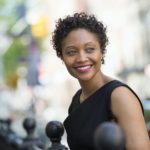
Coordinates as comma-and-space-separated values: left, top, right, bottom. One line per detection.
77, 65, 91, 70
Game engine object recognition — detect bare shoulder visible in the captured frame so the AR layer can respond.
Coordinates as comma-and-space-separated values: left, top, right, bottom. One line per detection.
111, 85, 143, 117
111, 86, 150, 149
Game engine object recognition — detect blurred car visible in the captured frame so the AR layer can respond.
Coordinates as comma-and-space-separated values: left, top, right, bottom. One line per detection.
142, 99, 150, 110
142, 99, 150, 137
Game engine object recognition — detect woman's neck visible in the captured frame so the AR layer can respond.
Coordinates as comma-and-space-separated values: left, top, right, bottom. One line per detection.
79, 73, 113, 103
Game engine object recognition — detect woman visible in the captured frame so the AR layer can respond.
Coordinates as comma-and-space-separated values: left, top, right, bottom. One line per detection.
51, 12, 150, 150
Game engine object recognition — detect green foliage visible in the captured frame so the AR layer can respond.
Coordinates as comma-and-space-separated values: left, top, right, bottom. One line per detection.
3, 38, 28, 84
0, 0, 18, 27
144, 109, 150, 123
0, 0, 5, 7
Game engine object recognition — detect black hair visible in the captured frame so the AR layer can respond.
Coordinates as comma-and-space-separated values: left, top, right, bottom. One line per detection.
52, 12, 109, 64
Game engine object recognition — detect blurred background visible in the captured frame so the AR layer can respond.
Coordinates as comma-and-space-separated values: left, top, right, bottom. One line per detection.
0, 0, 150, 146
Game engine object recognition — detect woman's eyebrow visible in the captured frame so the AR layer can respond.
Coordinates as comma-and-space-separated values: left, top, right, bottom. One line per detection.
63, 45, 76, 50
85, 42, 96, 46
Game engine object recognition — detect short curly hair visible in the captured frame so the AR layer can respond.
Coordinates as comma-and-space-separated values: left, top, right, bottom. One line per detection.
52, 12, 109, 64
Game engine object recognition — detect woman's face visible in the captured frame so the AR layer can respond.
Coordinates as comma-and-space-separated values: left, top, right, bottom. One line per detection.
61, 28, 103, 81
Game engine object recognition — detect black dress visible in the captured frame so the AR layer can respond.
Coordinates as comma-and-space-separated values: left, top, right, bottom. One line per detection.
63, 80, 144, 150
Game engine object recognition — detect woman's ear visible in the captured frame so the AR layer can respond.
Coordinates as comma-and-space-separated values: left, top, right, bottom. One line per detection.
60, 56, 64, 64
60, 55, 63, 61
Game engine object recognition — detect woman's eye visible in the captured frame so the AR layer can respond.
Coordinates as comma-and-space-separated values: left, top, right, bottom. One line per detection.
66, 50, 77, 56
86, 47, 95, 53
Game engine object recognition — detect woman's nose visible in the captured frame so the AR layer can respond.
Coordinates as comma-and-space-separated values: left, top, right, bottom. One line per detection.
76, 51, 88, 62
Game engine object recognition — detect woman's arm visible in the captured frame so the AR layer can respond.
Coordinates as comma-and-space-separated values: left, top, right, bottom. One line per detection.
111, 86, 150, 150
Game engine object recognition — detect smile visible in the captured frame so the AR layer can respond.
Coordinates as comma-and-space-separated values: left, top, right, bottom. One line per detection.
75, 65, 92, 73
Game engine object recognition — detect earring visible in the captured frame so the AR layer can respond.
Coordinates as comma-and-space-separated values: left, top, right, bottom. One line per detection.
101, 57, 104, 64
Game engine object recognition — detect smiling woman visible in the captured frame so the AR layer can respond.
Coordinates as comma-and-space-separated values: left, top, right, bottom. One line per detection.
61, 28, 102, 82
51, 12, 150, 150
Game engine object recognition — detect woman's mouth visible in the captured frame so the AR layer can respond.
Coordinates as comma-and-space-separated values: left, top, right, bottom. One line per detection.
75, 65, 92, 73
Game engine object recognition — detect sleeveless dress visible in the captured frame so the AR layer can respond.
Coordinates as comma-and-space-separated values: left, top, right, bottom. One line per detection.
63, 80, 144, 150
